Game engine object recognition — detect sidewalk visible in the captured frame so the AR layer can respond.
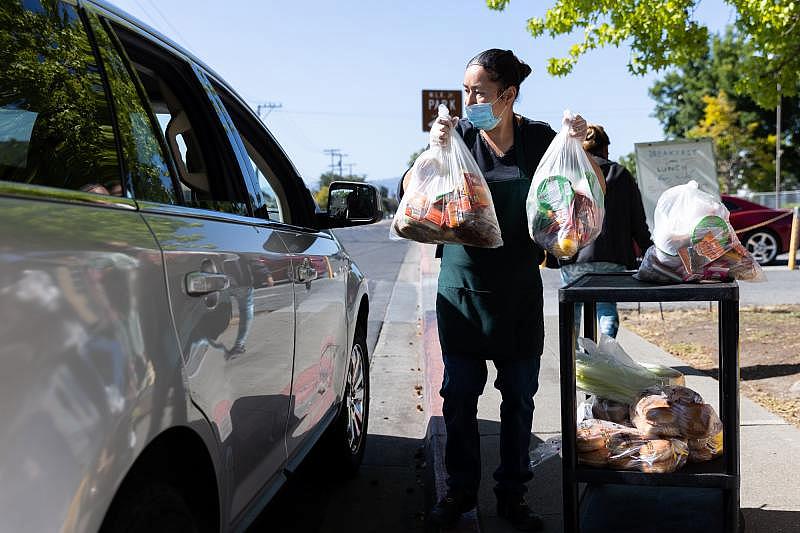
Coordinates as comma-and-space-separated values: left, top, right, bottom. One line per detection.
412, 242, 800, 532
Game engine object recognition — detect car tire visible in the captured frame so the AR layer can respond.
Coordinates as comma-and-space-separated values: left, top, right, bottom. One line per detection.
100, 481, 201, 533
744, 230, 780, 265
322, 323, 369, 477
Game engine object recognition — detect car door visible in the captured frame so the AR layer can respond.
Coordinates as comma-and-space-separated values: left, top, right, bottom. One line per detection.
211, 87, 350, 463
102, 22, 296, 519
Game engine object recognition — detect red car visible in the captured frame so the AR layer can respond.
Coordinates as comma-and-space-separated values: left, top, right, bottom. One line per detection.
722, 195, 795, 265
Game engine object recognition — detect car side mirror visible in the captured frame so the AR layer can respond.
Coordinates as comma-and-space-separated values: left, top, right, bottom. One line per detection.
325, 181, 383, 228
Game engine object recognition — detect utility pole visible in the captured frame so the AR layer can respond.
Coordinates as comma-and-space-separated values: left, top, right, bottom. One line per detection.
323, 148, 342, 174
776, 83, 782, 209
256, 102, 282, 120
344, 162, 357, 176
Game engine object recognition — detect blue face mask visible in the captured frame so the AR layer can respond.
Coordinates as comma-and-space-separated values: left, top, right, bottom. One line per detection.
465, 90, 509, 131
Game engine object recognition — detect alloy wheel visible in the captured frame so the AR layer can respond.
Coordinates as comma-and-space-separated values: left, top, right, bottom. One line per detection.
345, 342, 366, 454
745, 232, 778, 265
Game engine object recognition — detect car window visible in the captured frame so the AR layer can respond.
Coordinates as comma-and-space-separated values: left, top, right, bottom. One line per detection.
722, 199, 741, 212
0, 0, 121, 195
111, 26, 249, 216
212, 85, 298, 224
86, 13, 176, 204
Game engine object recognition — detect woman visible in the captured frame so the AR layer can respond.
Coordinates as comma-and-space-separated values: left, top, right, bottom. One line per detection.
398, 49, 600, 530
560, 124, 653, 338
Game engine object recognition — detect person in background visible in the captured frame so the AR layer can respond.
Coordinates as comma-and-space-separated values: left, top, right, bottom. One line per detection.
398, 49, 603, 531
560, 124, 653, 337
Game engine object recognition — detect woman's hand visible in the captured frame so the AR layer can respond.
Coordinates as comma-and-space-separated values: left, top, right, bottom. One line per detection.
429, 115, 459, 147
567, 114, 588, 141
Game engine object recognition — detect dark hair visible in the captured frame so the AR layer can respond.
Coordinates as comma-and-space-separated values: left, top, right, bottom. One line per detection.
467, 49, 532, 99
583, 124, 611, 156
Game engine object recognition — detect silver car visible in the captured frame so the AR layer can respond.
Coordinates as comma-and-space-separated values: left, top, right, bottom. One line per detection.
0, 1, 380, 531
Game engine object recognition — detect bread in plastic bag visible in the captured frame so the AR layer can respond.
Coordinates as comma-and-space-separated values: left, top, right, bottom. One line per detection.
391, 105, 502, 247
526, 110, 604, 259
590, 396, 632, 426
576, 419, 689, 473
630, 385, 723, 440
688, 413, 723, 463
635, 181, 765, 283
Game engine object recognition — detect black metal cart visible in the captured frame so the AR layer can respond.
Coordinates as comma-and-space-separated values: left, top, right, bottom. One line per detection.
558, 272, 740, 533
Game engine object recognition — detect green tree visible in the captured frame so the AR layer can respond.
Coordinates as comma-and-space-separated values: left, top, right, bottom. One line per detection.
649, 30, 799, 190
486, 0, 799, 108
618, 152, 638, 180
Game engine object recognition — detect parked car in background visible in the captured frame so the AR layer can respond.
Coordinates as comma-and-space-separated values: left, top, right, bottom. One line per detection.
722, 195, 795, 265
0, 1, 382, 532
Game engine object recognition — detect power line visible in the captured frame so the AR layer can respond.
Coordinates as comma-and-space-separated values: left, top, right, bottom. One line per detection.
256, 102, 283, 119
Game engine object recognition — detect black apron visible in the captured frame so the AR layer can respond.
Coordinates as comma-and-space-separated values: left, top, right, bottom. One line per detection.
436, 124, 545, 360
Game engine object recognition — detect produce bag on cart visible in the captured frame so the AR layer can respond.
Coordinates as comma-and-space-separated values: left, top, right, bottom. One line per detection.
391, 105, 502, 247
526, 110, 605, 259
636, 180, 765, 282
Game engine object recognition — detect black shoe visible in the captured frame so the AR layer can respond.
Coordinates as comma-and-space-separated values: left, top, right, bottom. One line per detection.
428, 491, 476, 528
226, 344, 246, 359
496, 496, 544, 531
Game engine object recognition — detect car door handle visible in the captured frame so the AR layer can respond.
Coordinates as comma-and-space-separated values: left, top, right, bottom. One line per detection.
296, 259, 318, 283
185, 271, 230, 296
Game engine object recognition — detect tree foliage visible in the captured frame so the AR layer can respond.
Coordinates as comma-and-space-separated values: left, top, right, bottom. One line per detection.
486, 0, 799, 108
649, 30, 798, 191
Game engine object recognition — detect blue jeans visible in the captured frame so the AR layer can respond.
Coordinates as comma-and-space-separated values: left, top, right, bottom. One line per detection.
440, 354, 541, 500
560, 262, 626, 338
231, 286, 254, 347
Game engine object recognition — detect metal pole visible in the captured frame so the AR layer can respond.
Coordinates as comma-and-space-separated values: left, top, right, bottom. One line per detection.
776, 83, 782, 209
789, 206, 800, 271
559, 301, 580, 533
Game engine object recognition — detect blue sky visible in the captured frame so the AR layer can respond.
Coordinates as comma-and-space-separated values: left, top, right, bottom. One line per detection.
109, 0, 736, 189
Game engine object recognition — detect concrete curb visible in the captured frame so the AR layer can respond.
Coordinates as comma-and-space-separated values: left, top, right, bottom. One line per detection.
419, 244, 481, 532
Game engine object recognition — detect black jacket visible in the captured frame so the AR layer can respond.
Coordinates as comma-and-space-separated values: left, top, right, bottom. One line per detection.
565, 155, 652, 269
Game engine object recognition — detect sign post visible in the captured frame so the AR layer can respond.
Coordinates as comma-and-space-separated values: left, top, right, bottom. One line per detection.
634, 139, 718, 233
422, 90, 462, 132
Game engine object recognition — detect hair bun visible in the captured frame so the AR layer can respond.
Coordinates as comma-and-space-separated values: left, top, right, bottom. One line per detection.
517, 61, 532, 83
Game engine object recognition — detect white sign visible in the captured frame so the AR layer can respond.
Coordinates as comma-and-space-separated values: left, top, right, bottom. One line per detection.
634, 139, 718, 233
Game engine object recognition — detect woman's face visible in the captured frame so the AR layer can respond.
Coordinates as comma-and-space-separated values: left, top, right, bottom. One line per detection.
463, 64, 513, 110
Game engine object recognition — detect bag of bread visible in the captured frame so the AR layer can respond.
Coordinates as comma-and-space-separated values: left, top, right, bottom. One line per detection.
631, 385, 723, 440
589, 396, 631, 426
576, 418, 642, 467
526, 110, 604, 259
635, 181, 765, 283
391, 105, 502, 247
607, 434, 689, 473
688, 413, 723, 463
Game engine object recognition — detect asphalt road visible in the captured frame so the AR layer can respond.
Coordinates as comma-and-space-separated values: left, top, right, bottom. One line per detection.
248, 219, 423, 533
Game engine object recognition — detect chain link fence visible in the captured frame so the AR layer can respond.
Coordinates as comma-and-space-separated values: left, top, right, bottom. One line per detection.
742, 190, 800, 209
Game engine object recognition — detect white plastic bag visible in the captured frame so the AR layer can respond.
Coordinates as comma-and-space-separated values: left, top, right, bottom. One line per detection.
390, 105, 503, 247
636, 180, 764, 282
527, 110, 604, 259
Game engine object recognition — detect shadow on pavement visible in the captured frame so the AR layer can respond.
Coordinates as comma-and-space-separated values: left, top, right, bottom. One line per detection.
248, 434, 427, 532
741, 507, 800, 533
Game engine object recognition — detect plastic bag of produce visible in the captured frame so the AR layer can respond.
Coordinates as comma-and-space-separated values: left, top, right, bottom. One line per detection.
575, 337, 680, 404
635, 181, 764, 282
526, 110, 604, 259
630, 385, 722, 440
391, 105, 502, 247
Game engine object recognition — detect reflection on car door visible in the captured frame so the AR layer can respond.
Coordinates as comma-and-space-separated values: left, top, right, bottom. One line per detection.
283, 230, 349, 461
109, 27, 297, 520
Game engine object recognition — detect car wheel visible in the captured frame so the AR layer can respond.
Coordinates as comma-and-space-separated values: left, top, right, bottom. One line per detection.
323, 325, 369, 477
744, 230, 780, 265
100, 481, 200, 533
